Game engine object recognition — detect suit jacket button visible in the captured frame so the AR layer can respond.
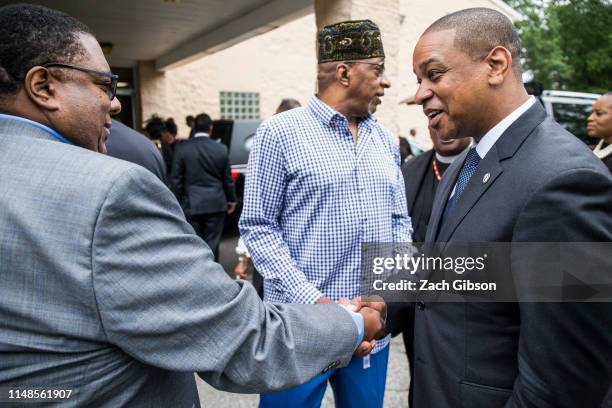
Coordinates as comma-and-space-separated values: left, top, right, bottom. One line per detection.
417, 301, 425, 310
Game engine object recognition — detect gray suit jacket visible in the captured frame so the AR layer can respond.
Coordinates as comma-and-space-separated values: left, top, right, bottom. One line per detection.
414, 103, 612, 407
0, 117, 357, 407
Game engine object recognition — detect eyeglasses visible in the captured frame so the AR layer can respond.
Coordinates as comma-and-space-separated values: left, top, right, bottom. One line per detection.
343, 60, 386, 75
42, 62, 119, 100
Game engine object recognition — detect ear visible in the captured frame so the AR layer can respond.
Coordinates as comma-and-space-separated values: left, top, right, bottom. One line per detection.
485, 46, 513, 86
335, 63, 351, 87
23, 66, 61, 111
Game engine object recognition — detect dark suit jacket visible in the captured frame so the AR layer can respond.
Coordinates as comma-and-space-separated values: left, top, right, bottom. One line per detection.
412, 102, 612, 407
602, 154, 612, 174
106, 119, 167, 183
402, 149, 435, 242
170, 136, 236, 216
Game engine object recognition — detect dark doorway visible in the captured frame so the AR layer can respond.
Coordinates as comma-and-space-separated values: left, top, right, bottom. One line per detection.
111, 67, 137, 129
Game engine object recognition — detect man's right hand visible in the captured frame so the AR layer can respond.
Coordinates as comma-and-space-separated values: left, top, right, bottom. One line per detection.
321, 296, 386, 356
346, 297, 386, 356
359, 306, 386, 342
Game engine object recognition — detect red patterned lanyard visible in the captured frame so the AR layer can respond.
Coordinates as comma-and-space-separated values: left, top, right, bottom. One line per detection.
432, 158, 442, 181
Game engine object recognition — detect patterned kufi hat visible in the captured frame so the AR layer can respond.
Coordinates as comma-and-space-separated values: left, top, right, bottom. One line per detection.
317, 19, 385, 63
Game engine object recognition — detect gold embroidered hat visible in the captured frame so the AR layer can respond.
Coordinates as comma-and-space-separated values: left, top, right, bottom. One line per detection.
317, 19, 385, 63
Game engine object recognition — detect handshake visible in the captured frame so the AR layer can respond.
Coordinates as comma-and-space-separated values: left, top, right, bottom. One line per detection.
317, 296, 386, 357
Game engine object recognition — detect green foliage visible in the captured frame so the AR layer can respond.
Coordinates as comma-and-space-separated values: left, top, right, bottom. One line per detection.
505, 0, 612, 93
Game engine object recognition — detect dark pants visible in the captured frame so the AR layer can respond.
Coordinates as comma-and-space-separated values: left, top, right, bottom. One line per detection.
188, 212, 225, 261
401, 308, 416, 407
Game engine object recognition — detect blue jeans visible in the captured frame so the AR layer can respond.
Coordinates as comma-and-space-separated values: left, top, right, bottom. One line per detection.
259, 344, 389, 408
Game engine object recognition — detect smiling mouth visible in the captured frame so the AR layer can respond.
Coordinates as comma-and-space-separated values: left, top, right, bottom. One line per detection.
426, 110, 443, 119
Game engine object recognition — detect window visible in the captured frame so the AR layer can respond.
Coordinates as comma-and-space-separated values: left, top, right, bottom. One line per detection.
551, 102, 593, 144
220, 91, 260, 120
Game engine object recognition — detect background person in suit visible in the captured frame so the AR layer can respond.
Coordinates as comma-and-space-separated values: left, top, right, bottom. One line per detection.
142, 116, 179, 180
106, 118, 167, 183
143, 115, 165, 148
186, 114, 195, 138
587, 92, 612, 173
407, 8, 612, 407
402, 131, 471, 243
170, 113, 237, 261
0, 4, 387, 407
389, 130, 470, 407
398, 137, 413, 163
162, 117, 179, 176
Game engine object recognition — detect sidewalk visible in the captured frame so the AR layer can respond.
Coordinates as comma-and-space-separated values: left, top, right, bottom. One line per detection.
196, 335, 410, 407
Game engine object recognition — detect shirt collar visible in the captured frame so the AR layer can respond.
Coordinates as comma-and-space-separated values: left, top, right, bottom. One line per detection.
474, 96, 536, 159
0, 113, 72, 144
435, 149, 468, 164
307, 95, 376, 128
193, 132, 209, 138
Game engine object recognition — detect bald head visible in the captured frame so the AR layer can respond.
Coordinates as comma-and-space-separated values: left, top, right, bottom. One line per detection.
424, 8, 521, 77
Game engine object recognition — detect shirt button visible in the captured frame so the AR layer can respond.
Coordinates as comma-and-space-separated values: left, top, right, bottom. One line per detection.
417, 301, 425, 310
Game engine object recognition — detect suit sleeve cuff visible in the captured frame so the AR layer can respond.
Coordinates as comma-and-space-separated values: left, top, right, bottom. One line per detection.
339, 305, 364, 351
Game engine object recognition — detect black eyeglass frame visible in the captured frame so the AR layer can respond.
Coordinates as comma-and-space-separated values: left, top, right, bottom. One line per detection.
42, 62, 119, 100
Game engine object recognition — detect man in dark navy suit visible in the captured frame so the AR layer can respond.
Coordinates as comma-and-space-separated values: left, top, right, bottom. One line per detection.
403, 8, 612, 407
170, 113, 236, 260
106, 119, 167, 183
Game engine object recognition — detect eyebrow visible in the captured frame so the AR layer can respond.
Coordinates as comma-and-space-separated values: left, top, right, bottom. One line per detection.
418, 58, 440, 70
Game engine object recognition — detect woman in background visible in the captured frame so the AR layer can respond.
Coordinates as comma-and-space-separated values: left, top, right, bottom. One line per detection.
587, 92, 612, 173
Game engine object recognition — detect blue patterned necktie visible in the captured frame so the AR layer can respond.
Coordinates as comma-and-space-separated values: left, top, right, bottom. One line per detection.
441, 147, 481, 224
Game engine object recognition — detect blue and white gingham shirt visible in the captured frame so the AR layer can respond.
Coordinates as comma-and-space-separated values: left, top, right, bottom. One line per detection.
240, 96, 412, 350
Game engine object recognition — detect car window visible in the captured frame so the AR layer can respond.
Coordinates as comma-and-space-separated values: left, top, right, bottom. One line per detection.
551, 102, 596, 145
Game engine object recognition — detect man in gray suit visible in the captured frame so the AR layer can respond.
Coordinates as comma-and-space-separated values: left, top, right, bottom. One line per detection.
0, 4, 385, 407
405, 8, 612, 407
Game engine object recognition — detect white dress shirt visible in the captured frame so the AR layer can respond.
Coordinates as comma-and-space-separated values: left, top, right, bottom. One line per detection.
475, 96, 536, 159
448, 96, 536, 199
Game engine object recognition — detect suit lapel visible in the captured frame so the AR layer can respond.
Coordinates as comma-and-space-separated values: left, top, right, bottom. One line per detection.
426, 150, 465, 242
436, 148, 503, 243
431, 101, 548, 243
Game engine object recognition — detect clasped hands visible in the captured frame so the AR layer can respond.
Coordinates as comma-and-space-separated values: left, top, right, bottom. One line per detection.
317, 296, 386, 357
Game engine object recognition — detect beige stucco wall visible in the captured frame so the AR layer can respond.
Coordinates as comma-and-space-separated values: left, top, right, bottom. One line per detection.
139, 11, 319, 139
139, 0, 517, 147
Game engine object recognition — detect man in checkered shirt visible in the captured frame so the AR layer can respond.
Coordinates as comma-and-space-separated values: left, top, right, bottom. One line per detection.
240, 20, 412, 408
